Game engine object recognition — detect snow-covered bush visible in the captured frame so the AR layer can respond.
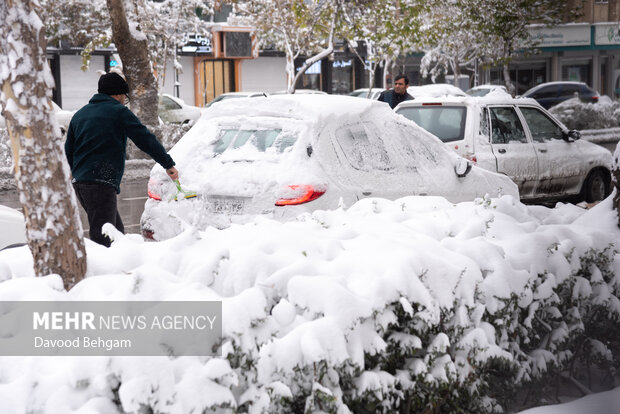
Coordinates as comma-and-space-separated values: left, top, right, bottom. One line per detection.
0, 196, 618, 413
549, 96, 620, 130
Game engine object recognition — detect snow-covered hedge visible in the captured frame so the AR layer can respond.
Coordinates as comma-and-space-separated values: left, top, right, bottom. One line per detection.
0, 195, 618, 413
549, 96, 620, 130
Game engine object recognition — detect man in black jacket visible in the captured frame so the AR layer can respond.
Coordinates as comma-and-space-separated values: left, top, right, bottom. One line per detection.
65, 72, 179, 247
378, 74, 414, 109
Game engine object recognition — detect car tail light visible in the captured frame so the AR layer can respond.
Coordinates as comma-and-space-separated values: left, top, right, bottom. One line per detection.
142, 229, 155, 240
422, 103, 442, 106
147, 178, 161, 201
275, 185, 325, 206
592, 96, 599, 102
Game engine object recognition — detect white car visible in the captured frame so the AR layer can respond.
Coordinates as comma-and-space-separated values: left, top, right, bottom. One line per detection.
0, 101, 74, 134
0, 205, 27, 250
395, 95, 612, 203
141, 95, 517, 240
207, 92, 269, 107
348, 88, 384, 100
466, 84, 509, 97
159, 94, 202, 124
408, 83, 467, 98
271, 89, 328, 95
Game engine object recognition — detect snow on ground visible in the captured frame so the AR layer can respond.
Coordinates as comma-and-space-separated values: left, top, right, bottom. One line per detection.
0, 190, 618, 413
517, 387, 620, 414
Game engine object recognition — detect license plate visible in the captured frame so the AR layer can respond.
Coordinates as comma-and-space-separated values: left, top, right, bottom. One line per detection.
208, 196, 247, 214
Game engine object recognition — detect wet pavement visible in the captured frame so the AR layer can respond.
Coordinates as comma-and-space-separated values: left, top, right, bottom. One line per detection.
0, 179, 149, 236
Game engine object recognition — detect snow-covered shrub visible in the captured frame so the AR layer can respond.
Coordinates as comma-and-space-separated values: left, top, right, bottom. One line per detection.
0, 196, 618, 413
549, 96, 620, 130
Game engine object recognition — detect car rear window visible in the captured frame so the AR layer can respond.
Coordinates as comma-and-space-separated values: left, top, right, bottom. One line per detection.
212, 128, 295, 154
397, 106, 466, 142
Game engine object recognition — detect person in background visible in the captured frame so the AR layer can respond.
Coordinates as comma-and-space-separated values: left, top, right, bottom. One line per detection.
378, 74, 414, 109
65, 72, 179, 247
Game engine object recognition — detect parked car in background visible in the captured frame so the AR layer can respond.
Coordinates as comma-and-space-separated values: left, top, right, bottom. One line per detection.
271, 89, 328, 95
0, 101, 74, 134
207, 92, 269, 108
408, 83, 467, 98
158, 94, 202, 124
395, 95, 612, 203
521, 81, 599, 109
141, 95, 517, 240
466, 84, 508, 97
0, 205, 27, 251
348, 88, 384, 100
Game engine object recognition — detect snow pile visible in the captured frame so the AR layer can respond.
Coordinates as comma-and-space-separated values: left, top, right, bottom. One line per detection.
0, 194, 619, 413
549, 96, 620, 130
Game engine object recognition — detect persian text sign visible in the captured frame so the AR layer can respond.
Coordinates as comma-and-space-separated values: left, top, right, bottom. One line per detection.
594, 24, 620, 46
0, 301, 222, 356
528, 24, 591, 47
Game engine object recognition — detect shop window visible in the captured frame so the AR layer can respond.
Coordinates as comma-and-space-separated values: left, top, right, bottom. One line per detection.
561, 62, 591, 84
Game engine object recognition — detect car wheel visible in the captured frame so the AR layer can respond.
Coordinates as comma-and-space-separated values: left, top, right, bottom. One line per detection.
581, 169, 609, 203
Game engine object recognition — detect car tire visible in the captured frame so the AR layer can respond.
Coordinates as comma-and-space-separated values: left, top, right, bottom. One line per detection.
580, 169, 610, 203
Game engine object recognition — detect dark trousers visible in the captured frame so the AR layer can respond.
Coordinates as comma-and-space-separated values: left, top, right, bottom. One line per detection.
73, 182, 124, 247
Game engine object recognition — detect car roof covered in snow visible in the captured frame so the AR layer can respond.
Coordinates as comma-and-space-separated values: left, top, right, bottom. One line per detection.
201, 94, 395, 123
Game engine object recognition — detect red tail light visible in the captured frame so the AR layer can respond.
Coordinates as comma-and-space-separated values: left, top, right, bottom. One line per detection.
147, 178, 161, 201
592, 96, 599, 102
465, 153, 477, 164
422, 103, 442, 106
275, 185, 325, 206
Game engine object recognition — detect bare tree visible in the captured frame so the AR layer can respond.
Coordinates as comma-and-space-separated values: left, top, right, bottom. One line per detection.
106, 0, 159, 130
0, 0, 87, 289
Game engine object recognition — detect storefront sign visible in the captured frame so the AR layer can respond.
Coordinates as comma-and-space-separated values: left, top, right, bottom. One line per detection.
594, 23, 620, 45
528, 24, 590, 47
181, 34, 213, 54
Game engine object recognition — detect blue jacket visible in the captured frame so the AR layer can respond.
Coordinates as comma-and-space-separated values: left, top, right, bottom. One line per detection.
378, 89, 413, 109
65, 94, 175, 193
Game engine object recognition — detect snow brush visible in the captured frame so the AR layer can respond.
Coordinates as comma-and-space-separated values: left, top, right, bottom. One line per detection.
172, 179, 197, 200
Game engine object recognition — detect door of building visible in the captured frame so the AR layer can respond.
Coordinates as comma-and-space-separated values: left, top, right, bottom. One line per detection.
198, 60, 235, 106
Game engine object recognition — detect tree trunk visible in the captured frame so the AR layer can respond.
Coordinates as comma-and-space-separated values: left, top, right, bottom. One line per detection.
503, 63, 515, 96
613, 147, 620, 228
106, 0, 160, 134
0, 0, 87, 290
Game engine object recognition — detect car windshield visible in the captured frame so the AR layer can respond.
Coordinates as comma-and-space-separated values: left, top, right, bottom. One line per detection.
466, 88, 490, 97
212, 128, 297, 155
397, 106, 467, 142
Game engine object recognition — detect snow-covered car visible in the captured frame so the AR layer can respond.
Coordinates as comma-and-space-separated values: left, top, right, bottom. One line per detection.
395, 95, 612, 203
408, 83, 467, 98
271, 89, 328, 95
141, 95, 517, 240
0, 101, 74, 134
466, 84, 508, 97
158, 94, 202, 124
207, 92, 268, 107
348, 88, 383, 100
0, 205, 27, 250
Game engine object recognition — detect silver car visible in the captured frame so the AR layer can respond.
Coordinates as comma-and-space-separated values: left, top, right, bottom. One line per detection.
141, 95, 518, 241
395, 95, 612, 203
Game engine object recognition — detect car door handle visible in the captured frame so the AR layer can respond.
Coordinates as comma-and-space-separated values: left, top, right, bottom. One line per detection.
538, 148, 547, 153
498, 149, 506, 154
362, 191, 372, 196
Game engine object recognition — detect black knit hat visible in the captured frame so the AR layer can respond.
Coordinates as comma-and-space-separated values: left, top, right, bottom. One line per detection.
98, 73, 129, 95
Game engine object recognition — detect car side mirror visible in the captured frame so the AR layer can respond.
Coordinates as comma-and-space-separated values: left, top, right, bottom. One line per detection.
563, 129, 581, 142
455, 157, 472, 177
